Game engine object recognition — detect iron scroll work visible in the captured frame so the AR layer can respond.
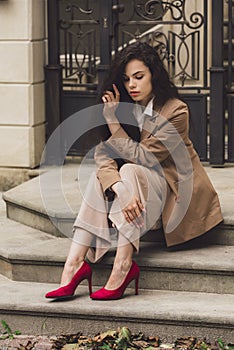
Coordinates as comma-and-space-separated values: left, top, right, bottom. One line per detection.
59, 0, 207, 90
59, 1, 99, 88
119, 0, 206, 87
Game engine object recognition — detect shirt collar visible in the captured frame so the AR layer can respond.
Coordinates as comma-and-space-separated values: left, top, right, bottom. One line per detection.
144, 97, 154, 117
134, 97, 155, 131
135, 96, 154, 117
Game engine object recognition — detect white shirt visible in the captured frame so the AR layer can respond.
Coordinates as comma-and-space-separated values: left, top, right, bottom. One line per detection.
133, 97, 154, 132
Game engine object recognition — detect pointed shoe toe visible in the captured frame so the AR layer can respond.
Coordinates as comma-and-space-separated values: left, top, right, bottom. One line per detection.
45, 261, 92, 299
45, 286, 73, 299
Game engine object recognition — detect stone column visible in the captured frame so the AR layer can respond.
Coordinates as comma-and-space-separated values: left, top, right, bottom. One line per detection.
0, 0, 46, 168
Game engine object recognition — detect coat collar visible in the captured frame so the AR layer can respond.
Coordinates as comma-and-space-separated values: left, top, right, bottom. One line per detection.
134, 97, 155, 132
140, 98, 161, 140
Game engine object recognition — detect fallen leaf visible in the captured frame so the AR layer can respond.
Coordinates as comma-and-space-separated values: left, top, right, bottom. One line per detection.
175, 337, 197, 349
93, 330, 117, 343
19, 340, 36, 350
160, 343, 175, 349
119, 327, 131, 341
62, 344, 79, 350
132, 339, 156, 348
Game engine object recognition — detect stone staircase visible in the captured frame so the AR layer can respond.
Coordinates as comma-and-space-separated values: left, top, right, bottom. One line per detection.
0, 163, 234, 341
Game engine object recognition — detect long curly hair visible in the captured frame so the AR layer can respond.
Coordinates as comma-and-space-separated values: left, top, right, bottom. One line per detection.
100, 41, 179, 107
89, 41, 180, 149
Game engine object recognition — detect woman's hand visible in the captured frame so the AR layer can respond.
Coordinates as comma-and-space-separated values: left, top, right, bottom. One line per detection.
111, 181, 145, 228
102, 84, 120, 124
122, 195, 145, 228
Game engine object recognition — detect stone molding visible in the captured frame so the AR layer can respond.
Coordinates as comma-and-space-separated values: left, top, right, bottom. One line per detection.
0, 0, 46, 168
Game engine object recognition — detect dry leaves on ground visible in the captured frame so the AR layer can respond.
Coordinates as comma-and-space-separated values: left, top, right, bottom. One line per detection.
1, 325, 234, 350
50, 328, 234, 350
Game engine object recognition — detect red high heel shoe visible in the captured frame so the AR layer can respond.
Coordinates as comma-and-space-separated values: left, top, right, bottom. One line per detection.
45, 261, 92, 299
90, 261, 140, 300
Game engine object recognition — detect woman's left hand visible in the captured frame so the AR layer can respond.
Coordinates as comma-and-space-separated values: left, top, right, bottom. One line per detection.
121, 195, 145, 228
102, 84, 120, 123
111, 181, 145, 228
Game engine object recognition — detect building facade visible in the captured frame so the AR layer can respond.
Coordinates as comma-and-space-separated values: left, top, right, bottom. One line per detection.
0, 0, 233, 190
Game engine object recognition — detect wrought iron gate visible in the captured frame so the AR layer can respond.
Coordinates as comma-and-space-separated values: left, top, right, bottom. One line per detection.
45, 0, 234, 164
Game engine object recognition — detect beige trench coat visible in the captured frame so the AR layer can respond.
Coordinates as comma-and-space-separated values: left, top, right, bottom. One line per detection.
94, 98, 223, 247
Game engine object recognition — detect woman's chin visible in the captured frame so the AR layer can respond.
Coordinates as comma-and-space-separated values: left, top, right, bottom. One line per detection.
130, 96, 141, 103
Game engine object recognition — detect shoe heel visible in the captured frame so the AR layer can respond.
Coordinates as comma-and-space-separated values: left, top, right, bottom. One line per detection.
88, 275, 92, 295
135, 276, 139, 295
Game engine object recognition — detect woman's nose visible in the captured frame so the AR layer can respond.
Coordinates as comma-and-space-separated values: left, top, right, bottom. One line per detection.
129, 78, 136, 88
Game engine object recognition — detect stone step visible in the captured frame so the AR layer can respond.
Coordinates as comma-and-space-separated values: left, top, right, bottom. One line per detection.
1, 211, 234, 295
0, 274, 234, 342
2, 164, 84, 238
2, 164, 234, 244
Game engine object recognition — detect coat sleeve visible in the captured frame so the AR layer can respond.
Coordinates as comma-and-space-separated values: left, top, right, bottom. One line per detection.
94, 141, 122, 192
95, 100, 190, 192
105, 101, 189, 166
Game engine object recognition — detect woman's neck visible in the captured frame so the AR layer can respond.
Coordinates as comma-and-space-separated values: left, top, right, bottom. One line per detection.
138, 94, 154, 107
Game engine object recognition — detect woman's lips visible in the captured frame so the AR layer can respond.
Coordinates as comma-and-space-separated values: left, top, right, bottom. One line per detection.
130, 91, 140, 96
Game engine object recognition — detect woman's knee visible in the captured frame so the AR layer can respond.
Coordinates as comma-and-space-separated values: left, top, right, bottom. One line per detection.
119, 163, 142, 178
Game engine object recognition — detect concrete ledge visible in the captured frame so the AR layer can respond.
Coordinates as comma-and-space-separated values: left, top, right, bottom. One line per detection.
1, 232, 234, 294
2, 164, 234, 242
0, 275, 233, 341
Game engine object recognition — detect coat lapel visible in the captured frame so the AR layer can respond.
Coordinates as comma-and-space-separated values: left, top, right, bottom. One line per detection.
140, 113, 158, 140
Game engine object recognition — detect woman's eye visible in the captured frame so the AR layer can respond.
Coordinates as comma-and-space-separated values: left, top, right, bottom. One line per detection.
136, 76, 143, 80
123, 76, 129, 82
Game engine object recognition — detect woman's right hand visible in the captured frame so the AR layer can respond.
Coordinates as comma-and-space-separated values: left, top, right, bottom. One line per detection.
102, 84, 120, 123
111, 181, 145, 228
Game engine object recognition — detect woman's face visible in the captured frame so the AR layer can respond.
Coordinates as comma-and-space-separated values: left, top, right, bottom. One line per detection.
123, 59, 153, 106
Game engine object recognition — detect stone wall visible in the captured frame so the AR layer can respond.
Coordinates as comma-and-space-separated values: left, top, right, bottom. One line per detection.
0, 0, 46, 168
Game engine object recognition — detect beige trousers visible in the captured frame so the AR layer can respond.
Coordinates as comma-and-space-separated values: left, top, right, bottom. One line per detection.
73, 163, 167, 263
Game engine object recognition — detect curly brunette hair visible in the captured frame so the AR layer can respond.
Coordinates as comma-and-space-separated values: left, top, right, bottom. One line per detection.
101, 41, 179, 107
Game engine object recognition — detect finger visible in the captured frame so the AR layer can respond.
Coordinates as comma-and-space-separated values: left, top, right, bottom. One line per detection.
123, 210, 133, 224
132, 216, 143, 228
125, 208, 135, 222
113, 84, 120, 101
126, 206, 143, 228
133, 213, 144, 227
129, 200, 144, 218
131, 205, 145, 227
132, 203, 141, 218
126, 208, 144, 228
104, 93, 114, 102
123, 208, 139, 226
102, 95, 109, 102
105, 90, 115, 101
136, 199, 145, 212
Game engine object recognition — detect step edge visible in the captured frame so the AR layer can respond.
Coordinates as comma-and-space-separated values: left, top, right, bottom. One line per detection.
4, 198, 77, 220
0, 298, 234, 328
1, 253, 234, 274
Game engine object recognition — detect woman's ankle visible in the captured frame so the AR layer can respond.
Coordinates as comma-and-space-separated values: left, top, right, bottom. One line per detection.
105, 259, 132, 290
113, 258, 132, 273
65, 256, 85, 270
61, 258, 85, 285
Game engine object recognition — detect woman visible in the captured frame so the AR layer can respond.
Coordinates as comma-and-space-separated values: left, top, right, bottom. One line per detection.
45, 42, 223, 301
